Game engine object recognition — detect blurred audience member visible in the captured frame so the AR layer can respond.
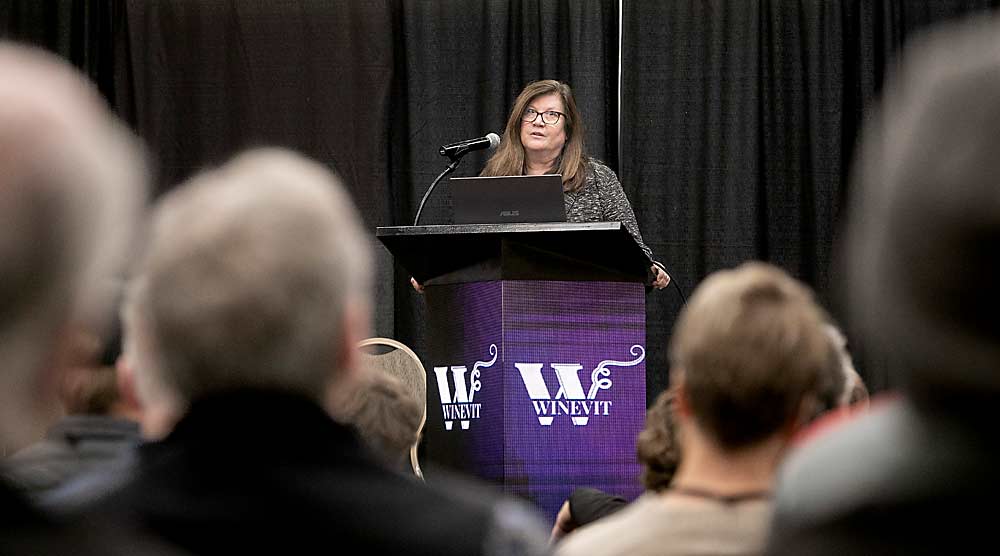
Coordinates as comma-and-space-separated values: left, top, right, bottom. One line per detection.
843, 369, 869, 408
791, 324, 870, 447
0, 41, 155, 554
332, 372, 423, 475
551, 389, 680, 541
767, 15, 1000, 555
636, 389, 682, 492
557, 262, 834, 556
823, 325, 867, 410
810, 326, 849, 418
4, 315, 142, 499
78, 148, 549, 555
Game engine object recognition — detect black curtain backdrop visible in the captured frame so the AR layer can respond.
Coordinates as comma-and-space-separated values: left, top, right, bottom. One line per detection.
0, 0, 123, 102
4, 0, 1000, 399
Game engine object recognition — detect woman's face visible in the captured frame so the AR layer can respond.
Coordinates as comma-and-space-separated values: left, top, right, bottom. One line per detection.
519, 92, 567, 161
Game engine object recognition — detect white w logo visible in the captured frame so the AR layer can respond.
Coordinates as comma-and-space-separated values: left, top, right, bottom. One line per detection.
433, 344, 497, 430
515, 345, 645, 426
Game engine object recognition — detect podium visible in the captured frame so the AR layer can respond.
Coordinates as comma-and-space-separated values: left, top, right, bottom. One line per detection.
378, 222, 649, 517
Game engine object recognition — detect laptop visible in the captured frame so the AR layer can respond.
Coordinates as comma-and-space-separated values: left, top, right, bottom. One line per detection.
451, 174, 566, 224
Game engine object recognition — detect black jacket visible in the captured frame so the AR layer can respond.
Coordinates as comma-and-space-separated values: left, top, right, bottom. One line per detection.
0, 478, 178, 555
82, 389, 548, 555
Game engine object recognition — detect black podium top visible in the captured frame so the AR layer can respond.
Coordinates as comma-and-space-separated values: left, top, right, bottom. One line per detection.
377, 222, 651, 285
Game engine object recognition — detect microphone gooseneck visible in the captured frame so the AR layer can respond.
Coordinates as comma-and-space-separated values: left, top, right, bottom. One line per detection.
413, 157, 462, 226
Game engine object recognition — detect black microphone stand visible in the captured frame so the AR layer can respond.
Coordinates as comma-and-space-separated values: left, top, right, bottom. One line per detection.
413, 155, 463, 226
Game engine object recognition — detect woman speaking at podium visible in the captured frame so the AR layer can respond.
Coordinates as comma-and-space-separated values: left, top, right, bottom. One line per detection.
411, 80, 669, 292
481, 80, 669, 290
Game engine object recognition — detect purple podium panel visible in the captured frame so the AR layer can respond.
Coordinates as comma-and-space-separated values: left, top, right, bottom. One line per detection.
424, 280, 646, 518
425, 281, 506, 481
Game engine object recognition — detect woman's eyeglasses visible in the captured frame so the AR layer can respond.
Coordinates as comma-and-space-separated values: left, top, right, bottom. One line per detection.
522, 108, 565, 125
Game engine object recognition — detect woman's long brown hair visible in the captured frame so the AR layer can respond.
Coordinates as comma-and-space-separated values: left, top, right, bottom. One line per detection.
481, 80, 589, 193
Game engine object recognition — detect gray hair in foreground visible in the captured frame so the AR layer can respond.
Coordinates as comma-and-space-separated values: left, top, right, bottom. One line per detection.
0, 42, 147, 449
125, 148, 372, 410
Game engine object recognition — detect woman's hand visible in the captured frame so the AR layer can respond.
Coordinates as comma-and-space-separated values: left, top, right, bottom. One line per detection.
651, 265, 670, 290
410, 277, 425, 294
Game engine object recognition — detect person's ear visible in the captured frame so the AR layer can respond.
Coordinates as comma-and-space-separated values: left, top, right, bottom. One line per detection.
789, 394, 820, 434
332, 299, 372, 388
670, 367, 692, 418
325, 299, 371, 414
115, 354, 143, 413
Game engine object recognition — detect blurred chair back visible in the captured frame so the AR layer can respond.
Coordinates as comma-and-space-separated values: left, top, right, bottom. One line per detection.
357, 338, 426, 479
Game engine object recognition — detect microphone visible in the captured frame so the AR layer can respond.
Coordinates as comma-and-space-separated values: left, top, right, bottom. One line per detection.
414, 133, 499, 226
439, 133, 500, 160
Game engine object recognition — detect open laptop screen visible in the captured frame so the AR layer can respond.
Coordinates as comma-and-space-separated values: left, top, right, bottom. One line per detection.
450, 174, 566, 224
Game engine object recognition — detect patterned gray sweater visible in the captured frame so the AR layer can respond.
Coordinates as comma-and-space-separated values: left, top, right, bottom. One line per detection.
565, 159, 654, 262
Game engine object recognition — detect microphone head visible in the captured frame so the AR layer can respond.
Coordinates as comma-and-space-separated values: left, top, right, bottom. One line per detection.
486, 132, 501, 149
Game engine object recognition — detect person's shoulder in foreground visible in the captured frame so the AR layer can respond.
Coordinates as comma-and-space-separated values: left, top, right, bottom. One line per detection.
1, 485, 177, 555
767, 398, 1000, 555
557, 492, 770, 556
4, 415, 140, 496
423, 463, 552, 556
70, 388, 550, 555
